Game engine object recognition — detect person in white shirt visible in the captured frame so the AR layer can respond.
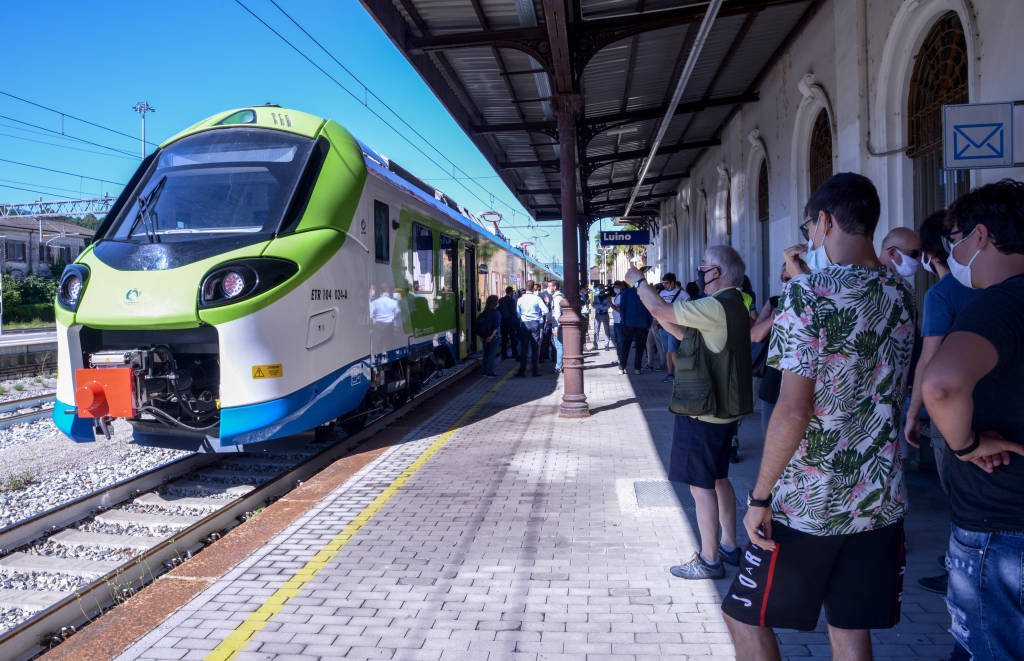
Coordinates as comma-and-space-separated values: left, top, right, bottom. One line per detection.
658, 273, 689, 383
515, 281, 549, 377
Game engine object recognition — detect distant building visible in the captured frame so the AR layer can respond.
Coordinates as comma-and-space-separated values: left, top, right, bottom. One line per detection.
0, 217, 95, 277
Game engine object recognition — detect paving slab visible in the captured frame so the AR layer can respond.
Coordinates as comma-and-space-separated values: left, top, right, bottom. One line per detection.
91, 348, 955, 661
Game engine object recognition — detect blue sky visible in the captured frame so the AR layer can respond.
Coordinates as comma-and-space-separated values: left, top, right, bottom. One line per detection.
0, 0, 567, 265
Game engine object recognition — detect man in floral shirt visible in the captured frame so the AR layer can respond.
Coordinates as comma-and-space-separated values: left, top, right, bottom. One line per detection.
723, 173, 914, 660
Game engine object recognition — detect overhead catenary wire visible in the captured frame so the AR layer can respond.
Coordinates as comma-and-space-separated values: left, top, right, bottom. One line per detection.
0, 90, 159, 147
0, 183, 78, 200
0, 158, 125, 187
265, 0, 531, 224
234, 0, 540, 245
0, 113, 138, 157
0, 131, 138, 161
0, 177, 106, 197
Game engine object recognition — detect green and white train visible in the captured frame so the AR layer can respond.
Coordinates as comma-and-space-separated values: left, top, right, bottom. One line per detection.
54, 106, 555, 451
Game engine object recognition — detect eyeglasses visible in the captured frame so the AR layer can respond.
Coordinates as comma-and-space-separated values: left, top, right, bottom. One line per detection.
941, 227, 969, 253
799, 217, 814, 242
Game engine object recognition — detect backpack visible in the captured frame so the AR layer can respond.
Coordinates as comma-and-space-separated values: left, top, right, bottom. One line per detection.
475, 310, 496, 338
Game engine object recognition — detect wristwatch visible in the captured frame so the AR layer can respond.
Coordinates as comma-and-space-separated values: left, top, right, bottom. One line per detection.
950, 431, 980, 457
747, 490, 772, 508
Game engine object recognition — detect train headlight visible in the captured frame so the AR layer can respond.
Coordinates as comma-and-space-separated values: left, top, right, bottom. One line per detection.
198, 258, 298, 308
57, 265, 90, 311
221, 271, 246, 298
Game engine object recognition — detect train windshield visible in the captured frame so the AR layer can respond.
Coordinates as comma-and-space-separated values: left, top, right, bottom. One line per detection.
105, 129, 314, 242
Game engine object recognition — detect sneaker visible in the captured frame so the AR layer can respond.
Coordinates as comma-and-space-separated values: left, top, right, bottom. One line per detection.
918, 573, 949, 595
619, 368, 627, 374
662, 374, 674, 383
634, 368, 642, 375
670, 553, 724, 580
719, 544, 741, 566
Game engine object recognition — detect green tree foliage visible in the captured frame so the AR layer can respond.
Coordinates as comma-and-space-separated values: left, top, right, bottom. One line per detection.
2, 274, 58, 322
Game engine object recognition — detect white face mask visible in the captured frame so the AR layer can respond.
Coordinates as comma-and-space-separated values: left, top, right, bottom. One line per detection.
613, 287, 621, 295
893, 248, 920, 278
804, 218, 832, 273
948, 228, 982, 289
921, 254, 935, 274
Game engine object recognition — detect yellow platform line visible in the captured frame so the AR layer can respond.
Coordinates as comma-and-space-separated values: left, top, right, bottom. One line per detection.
204, 369, 516, 661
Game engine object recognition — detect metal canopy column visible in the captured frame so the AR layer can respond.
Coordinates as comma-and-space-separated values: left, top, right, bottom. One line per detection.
542, 0, 587, 417
554, 94, 588, 417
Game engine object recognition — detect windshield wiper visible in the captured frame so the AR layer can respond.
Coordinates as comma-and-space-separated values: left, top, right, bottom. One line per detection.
126, 176, 167, 243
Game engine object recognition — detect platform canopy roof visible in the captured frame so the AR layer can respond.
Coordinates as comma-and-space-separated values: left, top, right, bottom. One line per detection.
361, 0, 822, 221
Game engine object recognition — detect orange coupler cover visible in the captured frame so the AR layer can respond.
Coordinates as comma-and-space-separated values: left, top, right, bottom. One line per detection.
75, 368, 136, 418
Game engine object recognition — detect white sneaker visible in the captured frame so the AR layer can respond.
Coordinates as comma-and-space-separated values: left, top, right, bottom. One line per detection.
619, 368, 627, 374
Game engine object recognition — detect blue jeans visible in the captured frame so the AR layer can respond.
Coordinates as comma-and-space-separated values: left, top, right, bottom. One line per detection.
593, 314, 610, 347
482, 337, 499, 375
551, 327, 563, 370
945, 523, 1024, 660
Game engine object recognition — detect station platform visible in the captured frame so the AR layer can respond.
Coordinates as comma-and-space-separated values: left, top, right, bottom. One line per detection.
60, 349, 955, 661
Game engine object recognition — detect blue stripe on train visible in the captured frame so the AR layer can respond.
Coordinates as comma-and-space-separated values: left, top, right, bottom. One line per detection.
215, 358, 371, 448
54, 399, 97, 443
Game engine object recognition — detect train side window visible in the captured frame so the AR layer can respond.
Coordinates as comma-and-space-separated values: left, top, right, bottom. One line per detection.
412, 223, 434, 293
439, 234, 455, 293
374, 200, 390, 264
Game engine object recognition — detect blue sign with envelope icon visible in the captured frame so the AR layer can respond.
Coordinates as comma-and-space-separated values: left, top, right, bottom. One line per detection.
944, 102, 1014, 169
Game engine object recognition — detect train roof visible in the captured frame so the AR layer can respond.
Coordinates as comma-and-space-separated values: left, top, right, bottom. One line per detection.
160, 106, 557, 279
357, 140, 555, 277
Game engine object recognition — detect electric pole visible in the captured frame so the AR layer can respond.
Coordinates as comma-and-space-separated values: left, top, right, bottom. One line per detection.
132, 101, 155, 158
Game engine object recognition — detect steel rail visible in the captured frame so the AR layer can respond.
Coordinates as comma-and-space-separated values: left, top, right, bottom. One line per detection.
0, 401, 56, 432
0, 359, 479, 661
0, 393, 55, 416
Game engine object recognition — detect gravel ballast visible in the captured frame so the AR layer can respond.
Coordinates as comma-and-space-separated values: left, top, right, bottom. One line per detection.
0, 418, 191, 527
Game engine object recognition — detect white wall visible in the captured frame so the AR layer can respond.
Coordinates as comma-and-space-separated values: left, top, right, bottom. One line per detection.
658, 0, 1024, 303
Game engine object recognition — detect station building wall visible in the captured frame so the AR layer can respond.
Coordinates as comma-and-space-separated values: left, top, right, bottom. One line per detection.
657, 0, 1024, 303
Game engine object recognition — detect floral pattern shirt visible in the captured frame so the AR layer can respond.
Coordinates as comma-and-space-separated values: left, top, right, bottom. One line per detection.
767, 264, 915, 535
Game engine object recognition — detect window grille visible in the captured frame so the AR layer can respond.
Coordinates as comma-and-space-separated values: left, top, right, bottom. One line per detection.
808, 110, 833, 195
908, 11, 970, 222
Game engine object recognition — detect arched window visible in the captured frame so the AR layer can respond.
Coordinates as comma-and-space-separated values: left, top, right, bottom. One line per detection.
758, 159, 770, 298
808, 109, 833, 194
908, 11, 969, 225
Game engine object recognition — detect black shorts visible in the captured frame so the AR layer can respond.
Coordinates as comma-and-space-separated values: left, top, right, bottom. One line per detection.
668, 416, 737, 489
721, 520, 905, 631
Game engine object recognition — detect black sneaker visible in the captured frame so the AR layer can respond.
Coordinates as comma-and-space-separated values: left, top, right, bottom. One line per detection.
918, 573, 948, 595
719, 544, 741, 566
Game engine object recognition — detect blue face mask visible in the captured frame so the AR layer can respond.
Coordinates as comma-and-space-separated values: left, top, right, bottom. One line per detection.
804, 218, 832, 273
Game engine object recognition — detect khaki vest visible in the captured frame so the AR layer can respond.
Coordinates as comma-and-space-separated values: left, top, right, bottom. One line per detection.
669, 288, 754, 419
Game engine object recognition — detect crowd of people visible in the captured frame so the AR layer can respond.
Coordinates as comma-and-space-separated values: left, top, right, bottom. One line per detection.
611, 174, 1022, 661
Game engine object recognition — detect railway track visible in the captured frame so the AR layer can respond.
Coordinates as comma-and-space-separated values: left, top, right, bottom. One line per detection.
0, 360, 478, 661
0, 363, 57, 381
0, 394, 56, 432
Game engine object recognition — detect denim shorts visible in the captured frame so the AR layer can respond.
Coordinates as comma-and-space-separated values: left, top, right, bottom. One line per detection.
659, 328, 680, 353
945, 523, 1024, 660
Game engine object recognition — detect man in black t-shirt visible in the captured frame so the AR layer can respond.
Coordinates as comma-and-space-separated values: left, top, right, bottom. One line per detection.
922, 179, 1024, 661
498, 286, 520, 360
